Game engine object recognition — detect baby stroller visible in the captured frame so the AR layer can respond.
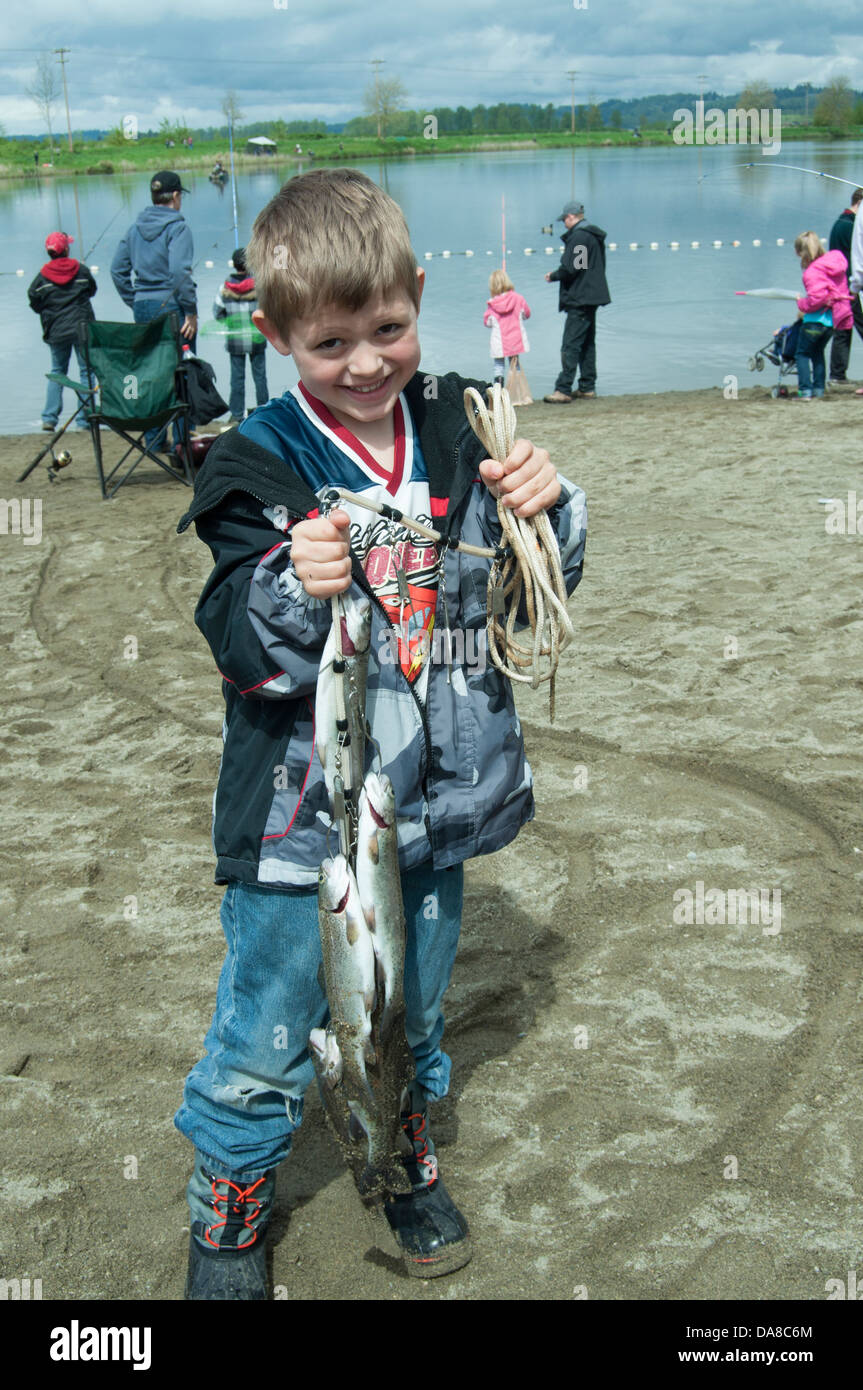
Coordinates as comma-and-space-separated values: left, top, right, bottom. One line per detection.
749, 321, 800, 397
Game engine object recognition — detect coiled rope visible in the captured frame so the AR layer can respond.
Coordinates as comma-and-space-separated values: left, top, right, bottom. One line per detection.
464, 383, 574, 720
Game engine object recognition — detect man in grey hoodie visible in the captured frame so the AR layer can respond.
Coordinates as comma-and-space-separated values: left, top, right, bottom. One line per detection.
111, 170, 198, 448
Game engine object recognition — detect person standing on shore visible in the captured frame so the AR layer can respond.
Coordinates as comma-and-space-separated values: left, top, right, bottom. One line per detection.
543, 200, 610, 404
111, 170, 198, 449
827, 187, 863, 384
28, 231, 97, 432
213, 246, 269, 426
793, 231, 851, 400
483, 269, 531, 386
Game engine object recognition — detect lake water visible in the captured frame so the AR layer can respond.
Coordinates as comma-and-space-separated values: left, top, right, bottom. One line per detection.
3, 141, 863, 433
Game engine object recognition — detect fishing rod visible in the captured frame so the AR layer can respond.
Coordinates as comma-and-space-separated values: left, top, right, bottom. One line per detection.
700, 161, 862, 188
228, 120, 240, 250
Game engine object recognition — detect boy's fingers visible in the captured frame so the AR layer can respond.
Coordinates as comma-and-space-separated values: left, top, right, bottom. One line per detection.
292, 541, 350, 565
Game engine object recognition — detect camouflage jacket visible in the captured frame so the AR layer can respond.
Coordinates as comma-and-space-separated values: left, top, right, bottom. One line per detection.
177, 370, 587, 888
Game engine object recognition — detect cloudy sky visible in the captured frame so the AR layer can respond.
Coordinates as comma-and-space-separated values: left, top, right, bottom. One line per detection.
5, 0, 863, 135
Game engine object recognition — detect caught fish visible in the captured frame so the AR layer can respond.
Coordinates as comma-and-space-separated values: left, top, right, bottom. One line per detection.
315, 594, 371, 816
355, 771, 407, 1042
309, 1026, 343, 1090
317, 854, 376, 1096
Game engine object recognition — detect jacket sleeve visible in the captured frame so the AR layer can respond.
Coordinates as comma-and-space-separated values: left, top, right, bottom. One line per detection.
27, 275, 44, 313
213, 288, 227, 320
193, 495, 332, 700
167, 223, 197, 315
110, 234, 135, 307
83, 266, 98, 300
797, 262, 830, 313
851, 214, 863, 296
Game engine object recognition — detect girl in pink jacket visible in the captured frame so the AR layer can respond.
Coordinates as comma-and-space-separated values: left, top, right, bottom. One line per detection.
794, 232, 852, 398
484, 270, 531, 385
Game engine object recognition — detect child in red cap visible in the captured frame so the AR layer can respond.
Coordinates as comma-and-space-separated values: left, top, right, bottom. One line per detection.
28, 232, 97, 431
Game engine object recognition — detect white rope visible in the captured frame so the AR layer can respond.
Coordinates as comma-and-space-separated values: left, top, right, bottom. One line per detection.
463, 383, 574, 721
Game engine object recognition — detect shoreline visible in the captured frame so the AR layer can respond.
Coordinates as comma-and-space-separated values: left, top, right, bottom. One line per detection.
0, 128, 856, 183
4, 381, 863, 440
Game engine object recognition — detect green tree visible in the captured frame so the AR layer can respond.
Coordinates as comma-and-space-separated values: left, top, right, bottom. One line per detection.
585, 103, 604, 131
221, 90, 245, 136
738, 81, 777, 110
610, 108, 623, 130
814, 76, 854, 130
364, 73, 406, 137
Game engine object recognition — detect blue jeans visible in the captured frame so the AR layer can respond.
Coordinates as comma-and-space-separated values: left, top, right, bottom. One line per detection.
174, 862, 464, 1178
43, 341, 95, 428
228, 349, 268, 420
796, 322, 833, 394
133, 296, 193, 449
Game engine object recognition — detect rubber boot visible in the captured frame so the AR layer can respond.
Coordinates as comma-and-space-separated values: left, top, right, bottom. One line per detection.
384, 1081, 472, 1278
184, 1151, 275, 1300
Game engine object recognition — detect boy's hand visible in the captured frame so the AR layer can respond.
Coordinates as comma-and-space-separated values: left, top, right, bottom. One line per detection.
289, 509, 352, 597
479, 438, 561, 518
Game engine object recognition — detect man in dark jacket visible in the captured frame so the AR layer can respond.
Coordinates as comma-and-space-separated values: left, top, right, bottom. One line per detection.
543, 200, 611, 403
28, 231, 97, 431
828, 187, 863, 384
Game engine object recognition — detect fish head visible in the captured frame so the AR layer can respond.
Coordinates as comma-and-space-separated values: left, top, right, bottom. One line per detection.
361, 770, 396, 832
318, 854, 351, 913
341, 595, 371, 657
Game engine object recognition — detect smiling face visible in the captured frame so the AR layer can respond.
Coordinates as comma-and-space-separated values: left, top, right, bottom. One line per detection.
254, 273, 424, 435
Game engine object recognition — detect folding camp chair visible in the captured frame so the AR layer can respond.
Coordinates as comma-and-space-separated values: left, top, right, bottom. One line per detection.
47, 314, 194, 499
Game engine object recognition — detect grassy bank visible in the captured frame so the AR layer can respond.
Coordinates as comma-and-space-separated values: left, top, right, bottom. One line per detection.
2, 125, 857, 181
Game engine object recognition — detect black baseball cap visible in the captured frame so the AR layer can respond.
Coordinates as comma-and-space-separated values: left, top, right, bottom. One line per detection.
150, 170, 190, 195
557, 200, 585, 220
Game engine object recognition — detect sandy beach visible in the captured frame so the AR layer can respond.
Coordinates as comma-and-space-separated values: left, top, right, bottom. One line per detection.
1, 381, 861, 1302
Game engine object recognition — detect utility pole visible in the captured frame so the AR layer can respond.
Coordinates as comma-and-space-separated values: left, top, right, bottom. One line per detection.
53, 47, 74, 153
696, 73, 708, 184
567, 69, 578, 134
371, 58, 383, 138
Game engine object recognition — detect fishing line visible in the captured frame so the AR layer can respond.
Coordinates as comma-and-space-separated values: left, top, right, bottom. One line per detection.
463, 383, 574, 721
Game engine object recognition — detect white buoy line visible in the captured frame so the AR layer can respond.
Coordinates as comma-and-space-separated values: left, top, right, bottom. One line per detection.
422, 236, 806, 259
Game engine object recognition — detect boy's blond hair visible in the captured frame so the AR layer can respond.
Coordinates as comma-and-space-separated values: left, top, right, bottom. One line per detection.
247, 168, 420, 333
489, 269, 514, 295
794, 230, 825, 269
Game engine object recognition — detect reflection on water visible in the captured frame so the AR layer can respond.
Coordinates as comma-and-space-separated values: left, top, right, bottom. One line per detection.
3, 141, 863, 432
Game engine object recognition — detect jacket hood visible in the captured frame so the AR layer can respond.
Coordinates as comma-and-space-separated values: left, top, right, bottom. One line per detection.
134, 205, 186, 241
41, 256, 81, 284
224, 275, 256, 295
819, 249, 848, 272
487, 290, 522, 313
563, 222, 606, 243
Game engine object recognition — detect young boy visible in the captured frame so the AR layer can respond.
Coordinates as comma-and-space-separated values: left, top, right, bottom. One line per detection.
212, 246, 269, 426
28, 231, 97, 431
175, 168, 587, 1299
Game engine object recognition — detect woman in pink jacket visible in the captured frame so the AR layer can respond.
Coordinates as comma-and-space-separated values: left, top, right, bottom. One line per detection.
794, 231, 852, 398
484, 270, 531, 385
